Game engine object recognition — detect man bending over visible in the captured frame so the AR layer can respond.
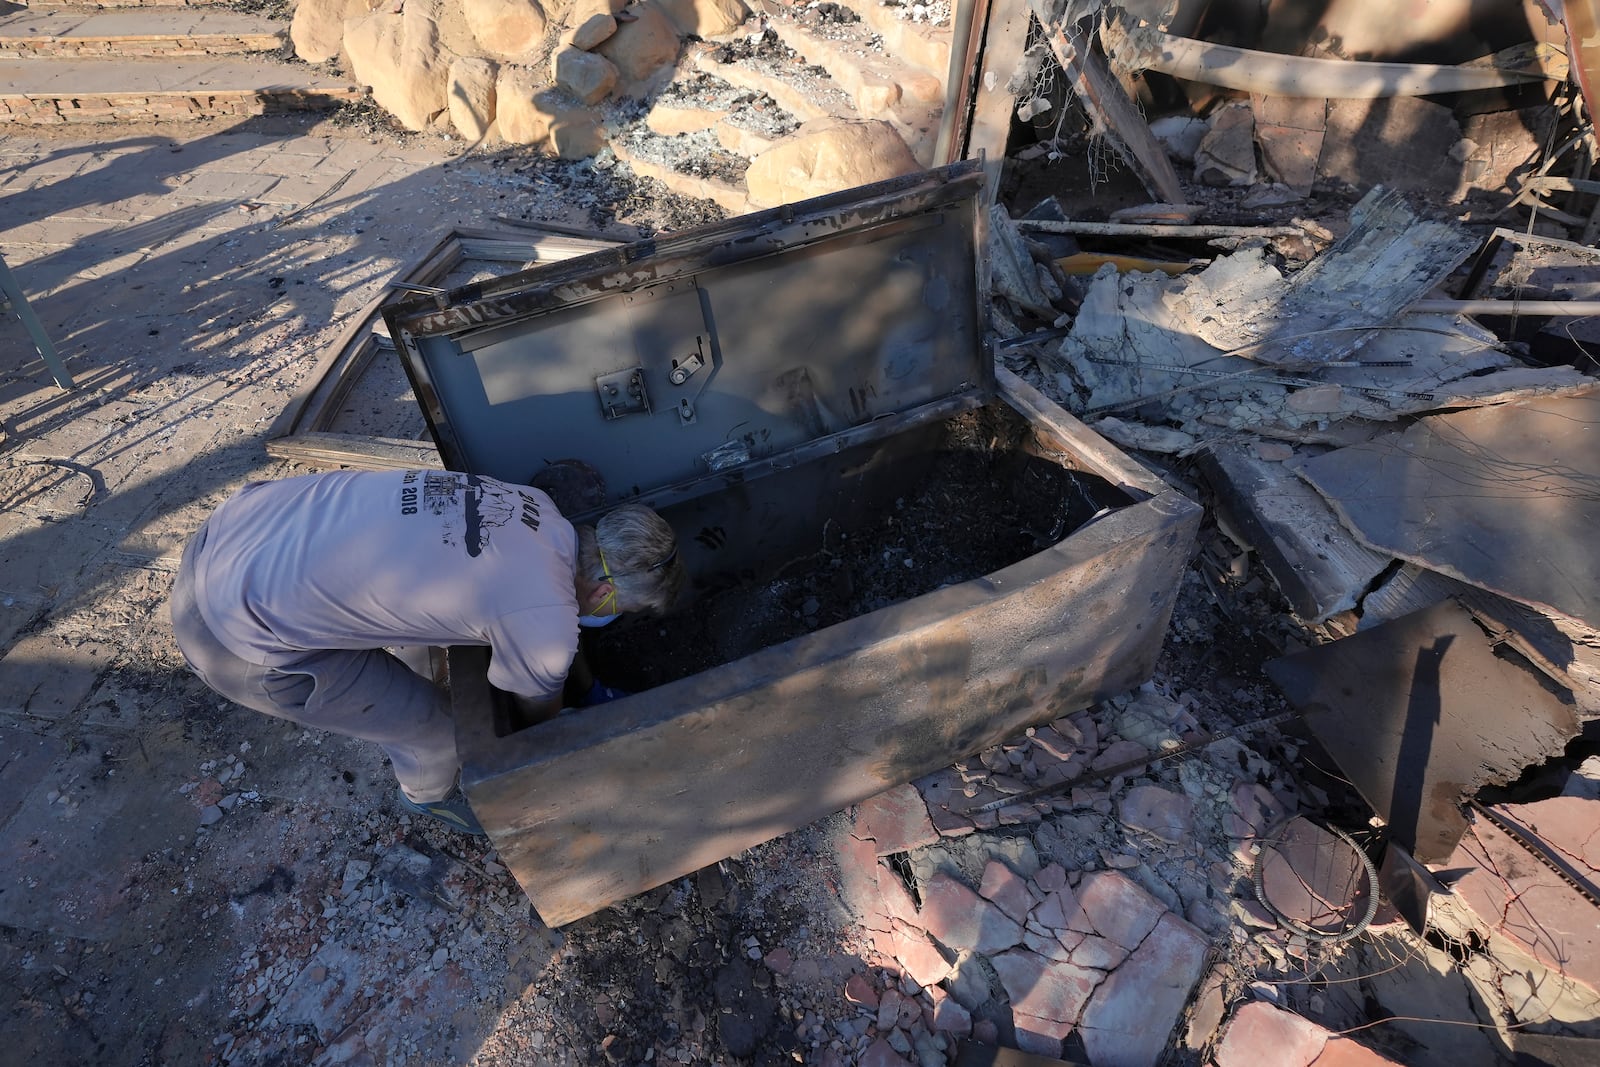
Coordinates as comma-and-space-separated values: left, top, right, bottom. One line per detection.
168, 469, 684, 835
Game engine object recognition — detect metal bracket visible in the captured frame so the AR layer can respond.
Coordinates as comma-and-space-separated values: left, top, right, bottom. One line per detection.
668, 340, 706, 386
596, 368, 651, 419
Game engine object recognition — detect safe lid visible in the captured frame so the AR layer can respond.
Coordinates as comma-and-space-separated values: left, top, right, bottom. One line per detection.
383, 161, 992, 505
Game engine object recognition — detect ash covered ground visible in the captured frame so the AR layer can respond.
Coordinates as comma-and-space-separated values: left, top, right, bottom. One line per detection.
4, 52, 1576, 1065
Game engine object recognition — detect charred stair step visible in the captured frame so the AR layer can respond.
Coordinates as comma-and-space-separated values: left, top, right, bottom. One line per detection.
0, 56, 362, 124
0, 6, 286, 58
610, 122, 754, 215
691, 36, 859, 129
848, 0, 952, 79
644, 68, 802, 158
763, 4, 943, 164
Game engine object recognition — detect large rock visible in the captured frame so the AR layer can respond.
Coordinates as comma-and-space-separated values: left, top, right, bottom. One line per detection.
290, 0, 369, 64
593, 0, 681, 89
448, 56, 498, 140
463, 0, 548, 57
745, 120, 918, 208
344, 3, 452, 132
497, 69, 606, 158
551, 46, 618, 105
562, 10, 618, 49
655, 0, 748, 38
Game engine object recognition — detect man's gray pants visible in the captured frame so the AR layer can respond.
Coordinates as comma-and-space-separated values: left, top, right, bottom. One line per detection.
169, 522, 459, 803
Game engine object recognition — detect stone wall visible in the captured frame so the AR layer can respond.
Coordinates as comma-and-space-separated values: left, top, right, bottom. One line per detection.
292, 0, 750, 156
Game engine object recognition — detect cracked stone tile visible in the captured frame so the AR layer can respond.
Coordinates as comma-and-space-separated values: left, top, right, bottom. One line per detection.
978, 859, 1034, 923
1118, 784, 1195, 845
990, 948, 1103, 1029
854, 782, 940, 856
918, 871, 1023, 954
1079, 912, 1209, 1067
1212, 1001, 1329, 1067
1076, 870, 1167, 951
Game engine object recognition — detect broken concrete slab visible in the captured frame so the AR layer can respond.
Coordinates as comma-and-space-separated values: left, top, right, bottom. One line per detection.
1183, 187, 1477, 367
1266, 599, 1581, 862
1292, 391, 1600, 628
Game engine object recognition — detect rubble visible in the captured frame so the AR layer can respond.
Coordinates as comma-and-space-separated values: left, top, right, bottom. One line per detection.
6, 0, 1600, 1063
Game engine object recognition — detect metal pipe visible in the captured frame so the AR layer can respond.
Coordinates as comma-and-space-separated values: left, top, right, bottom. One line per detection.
1409, 299, 1600, 316
1017, 219, 1311, 238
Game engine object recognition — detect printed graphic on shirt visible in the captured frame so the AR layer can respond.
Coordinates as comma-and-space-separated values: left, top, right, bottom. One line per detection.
399, 470, 542, 558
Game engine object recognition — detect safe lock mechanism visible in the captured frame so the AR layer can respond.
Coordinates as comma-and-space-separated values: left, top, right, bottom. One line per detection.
596, 367, 650, 419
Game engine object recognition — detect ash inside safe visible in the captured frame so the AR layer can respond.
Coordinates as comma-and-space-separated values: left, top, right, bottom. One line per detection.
583, 403, 1129, 695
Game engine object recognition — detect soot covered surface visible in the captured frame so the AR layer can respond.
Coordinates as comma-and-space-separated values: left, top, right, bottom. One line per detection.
585, 407, 1127, 692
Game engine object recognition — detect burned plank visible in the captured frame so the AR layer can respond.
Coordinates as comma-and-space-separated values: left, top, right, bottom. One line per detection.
1045, 185, 1593, 446
264, 432, 443, 472
1291, 392, 1600, 629
961, 0, 1032, 197
1197, 442, 1390, 622
1266, 599, 1580, 863
1025, 0, 1187, 205
1102, 18, 1558, 97
1184, 187, 1479, 367
1016, 219, 1312, 239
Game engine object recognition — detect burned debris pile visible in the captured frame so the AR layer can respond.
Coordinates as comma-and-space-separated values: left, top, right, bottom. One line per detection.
928, 0, 1600, 1063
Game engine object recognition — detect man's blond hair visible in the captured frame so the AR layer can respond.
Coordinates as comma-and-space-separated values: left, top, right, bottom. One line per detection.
576, 504, 685, 615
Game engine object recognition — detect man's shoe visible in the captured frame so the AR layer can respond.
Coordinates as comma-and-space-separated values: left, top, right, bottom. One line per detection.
398, 789, 487, 836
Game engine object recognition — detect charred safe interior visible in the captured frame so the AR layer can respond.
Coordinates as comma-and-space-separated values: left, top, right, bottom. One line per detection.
383, 161, 1201, 926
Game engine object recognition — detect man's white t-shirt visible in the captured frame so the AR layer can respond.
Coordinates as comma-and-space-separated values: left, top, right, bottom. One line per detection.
191, 469, 579, 700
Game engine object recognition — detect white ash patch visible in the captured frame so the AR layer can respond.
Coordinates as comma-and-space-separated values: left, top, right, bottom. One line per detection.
878, 0, 952, 25
722, 102, 802, 143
